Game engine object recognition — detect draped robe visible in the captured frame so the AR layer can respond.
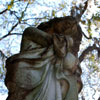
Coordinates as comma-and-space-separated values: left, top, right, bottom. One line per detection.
5, 27, 82, 100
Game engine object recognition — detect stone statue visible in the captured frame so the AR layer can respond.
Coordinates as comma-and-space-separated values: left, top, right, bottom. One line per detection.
5, 16, 83, 100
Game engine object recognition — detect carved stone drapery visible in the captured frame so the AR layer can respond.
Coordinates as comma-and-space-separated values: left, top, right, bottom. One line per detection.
5, 16, 83, 100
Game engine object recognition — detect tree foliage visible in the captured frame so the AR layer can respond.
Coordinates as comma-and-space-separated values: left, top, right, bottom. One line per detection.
0, 0, 100, 99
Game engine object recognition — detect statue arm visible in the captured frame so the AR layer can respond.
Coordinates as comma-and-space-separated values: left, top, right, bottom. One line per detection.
20, 27, 52, 51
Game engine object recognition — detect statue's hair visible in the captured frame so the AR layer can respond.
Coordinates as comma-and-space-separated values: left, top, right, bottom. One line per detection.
37, 16, 77, 33
37, 16, 82, 56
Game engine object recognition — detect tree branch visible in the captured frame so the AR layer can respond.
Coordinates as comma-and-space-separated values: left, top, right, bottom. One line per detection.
78, 0, 89, 19
0, 33, 22, 41
0, 3, 29, 41
79, 44, 100, 62
8, 22, 19, 34
22, 16, 50, 21
0, 9, 8, 14
0, 50, 8, 58
71, 0, 89, 22
82, 32, 92, 39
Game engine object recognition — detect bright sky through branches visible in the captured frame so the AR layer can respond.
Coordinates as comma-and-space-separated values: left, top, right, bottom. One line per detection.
0, 0, 100, 100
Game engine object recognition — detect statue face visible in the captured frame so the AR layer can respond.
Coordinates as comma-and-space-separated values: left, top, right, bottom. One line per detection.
52, 17, 78, 36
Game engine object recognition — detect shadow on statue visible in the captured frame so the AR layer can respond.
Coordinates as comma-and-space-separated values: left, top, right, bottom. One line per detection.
5, 16, 83, 100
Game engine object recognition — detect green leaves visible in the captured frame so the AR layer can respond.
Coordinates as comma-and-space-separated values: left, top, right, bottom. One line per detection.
92, 14, 100, 21
87, 19, 92, 37
7, 0, 14, 10
52, 10, 56, 17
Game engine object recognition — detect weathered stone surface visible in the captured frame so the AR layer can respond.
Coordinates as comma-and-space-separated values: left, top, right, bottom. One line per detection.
5, 16, 83, 100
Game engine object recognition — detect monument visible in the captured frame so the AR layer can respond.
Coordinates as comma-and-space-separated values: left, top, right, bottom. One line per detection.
5, 16, 83, 100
